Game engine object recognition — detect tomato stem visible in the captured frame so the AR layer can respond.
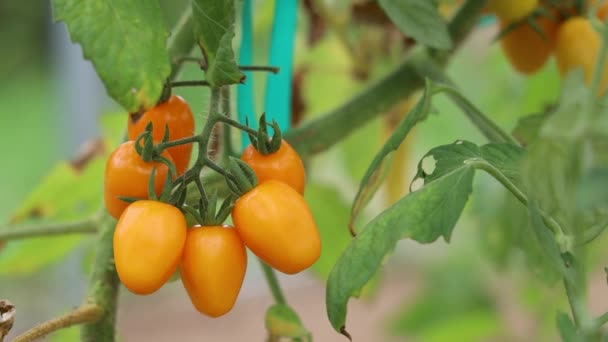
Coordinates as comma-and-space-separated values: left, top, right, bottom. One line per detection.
0, 217, 97, 240
259, 259, 286, 305
215, 113, 258, 136
11, 304, 103, 342
239, 65, 280, 74
220, 86, 235, 159
170, 80, 211, 88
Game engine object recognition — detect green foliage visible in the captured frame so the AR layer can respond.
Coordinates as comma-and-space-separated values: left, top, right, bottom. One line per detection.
52, 0, 171, 112
265, 304, 311, 341
0, 159, 103, 275
556, 312, 579, 342
327, 140, 525, 334
349, 86, 432, 234
191, 0, 243, 86
378, 0, 452, 49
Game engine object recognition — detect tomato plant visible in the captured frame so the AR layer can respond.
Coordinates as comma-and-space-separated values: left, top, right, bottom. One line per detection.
180, 226, 247, 317
4, 0, 608, 341
499, 16, 557, 74
104, 141, 174, 219
241, 139, 306, 194
488, 0, 538, 21
232, 180, 320, 275
113, 200, 187, 295
127, 95, 195, 176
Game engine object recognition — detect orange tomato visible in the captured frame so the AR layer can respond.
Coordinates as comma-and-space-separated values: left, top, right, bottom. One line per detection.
500, 16, 558, 75
128, 95, 195, 175
180, 226, 247, 317
488, 0, 538, 22
113, 200, 187, 295
554, 17, 608, 94
598, 2, 608, 20
104, 141, 175, 219
241, 139, 306, 194
232, 180, 320, 274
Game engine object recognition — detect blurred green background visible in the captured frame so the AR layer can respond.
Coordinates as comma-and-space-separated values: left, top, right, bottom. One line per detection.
2, 1, 606, 341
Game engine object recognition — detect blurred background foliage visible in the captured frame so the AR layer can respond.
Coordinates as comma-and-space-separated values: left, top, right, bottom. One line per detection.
1, 0, 606, 341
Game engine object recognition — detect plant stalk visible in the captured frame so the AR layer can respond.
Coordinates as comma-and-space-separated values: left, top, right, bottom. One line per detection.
259, 259, 286, 305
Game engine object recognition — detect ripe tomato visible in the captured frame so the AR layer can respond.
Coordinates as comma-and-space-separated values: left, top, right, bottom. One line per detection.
500, 16, 557, 75
488, 0, 538, 22
554, 17, 608, 94
180, 226, 247, 317
104, 141, 175, 219
113, 200, 187, 295
232, 180, 320, 274
241, 139, 306, 194
128, 95, 195, 175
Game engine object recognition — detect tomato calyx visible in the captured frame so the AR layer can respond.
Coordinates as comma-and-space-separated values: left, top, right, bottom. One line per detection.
183, 192, 235, 226
247, 113, 283, 155
225, 157, 258, 196
495, 7, 556, 42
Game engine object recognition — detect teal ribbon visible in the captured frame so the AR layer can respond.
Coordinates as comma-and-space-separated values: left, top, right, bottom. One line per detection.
237, 0, 298, 150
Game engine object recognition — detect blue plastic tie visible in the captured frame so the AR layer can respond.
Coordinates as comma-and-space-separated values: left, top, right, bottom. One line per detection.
263, 0, 298, 135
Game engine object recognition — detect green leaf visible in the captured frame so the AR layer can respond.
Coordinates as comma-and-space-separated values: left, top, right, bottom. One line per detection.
326, 156, 474, 334
265, 304, 311, 341
556, 312, 579, 342
0, 159, 104, 275
52, 0, 170, 112
192, 0, 243, 86
378, 0, 452, 49
349, 84, 432, 233
327, 140, 526, 335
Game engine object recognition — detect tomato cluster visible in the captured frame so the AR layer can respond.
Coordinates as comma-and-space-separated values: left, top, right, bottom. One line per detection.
491, 0, 608, 91
104, 98, 320, 317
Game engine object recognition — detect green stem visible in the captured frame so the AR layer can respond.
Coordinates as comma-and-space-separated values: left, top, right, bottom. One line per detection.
435, 85, 519, 145
259, 259, 286, 305
171, 80, 211, 88
469, 161, 566, 237
215, 113, 258, 135
81, 215, 120, 342
593, 312, 608, 328
168, 7, 195, 80
564, 279, 582, 327
239, 65, 280, 74
0, 218, 96, 240
155, 135, 202, 151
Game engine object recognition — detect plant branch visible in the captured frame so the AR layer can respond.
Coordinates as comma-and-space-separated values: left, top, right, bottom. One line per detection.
239, 65, 280, 74
171, 80, 211, 88
0, 218, 96, 241
259, 259, 286, 305
469, 161, 566, 237
12, 304, 102, 342
435, 85, 519, 145
215, 113, 258, 135
80, 216, 120, 341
